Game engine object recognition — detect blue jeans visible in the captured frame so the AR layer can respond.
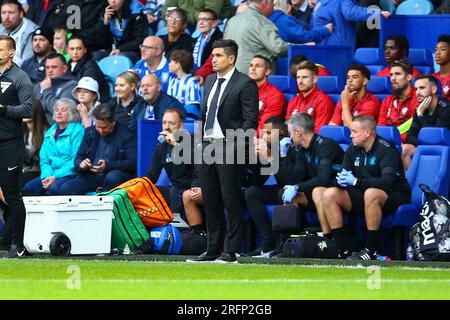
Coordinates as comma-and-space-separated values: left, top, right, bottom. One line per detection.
22, 176, 75, 196
58, 170, 134, 195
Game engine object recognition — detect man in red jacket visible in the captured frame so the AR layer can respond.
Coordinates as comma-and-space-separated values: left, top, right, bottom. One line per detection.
248, 55, 285, 136
330, 64, 380, 127
286, 60, 334, 133
377, 60, 419, 141
433, 34, 450, 101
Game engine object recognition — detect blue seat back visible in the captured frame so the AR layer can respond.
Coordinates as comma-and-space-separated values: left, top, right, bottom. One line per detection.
376, 126, 402, 152
329, 94, 340, 106
414, 66, 433, 75
367, 76, 391, 94
316, 76, 340, 94
268, 75, 297, 94
375, 94, 390, 104
97, 56, 133, 96
319, 125, 351, 150
418, 127, 450, 146
354, 48, 381, 65
284, 93, 295, 103
396, 0, 433, 15
367, 65, 383, 75
408, 48, 434, 67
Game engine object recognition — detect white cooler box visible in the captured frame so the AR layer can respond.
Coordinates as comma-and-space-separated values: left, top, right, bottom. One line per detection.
23, 196, 114, 256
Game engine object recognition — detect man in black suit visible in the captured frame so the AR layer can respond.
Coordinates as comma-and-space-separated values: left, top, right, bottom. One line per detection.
186, 39, 259, 264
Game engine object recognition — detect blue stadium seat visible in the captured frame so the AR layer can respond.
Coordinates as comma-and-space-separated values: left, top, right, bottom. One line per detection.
284, 93, 295, 103
329, 94, 340, 106
367, 76, 391, 94
375, 94, 390, 104
268, 75, 297, 94
396, 0, 433, 15
316, 76, 339, 94
319, 125, 351, 151
97, 56, 133, 96
376, 126, 402, 152
367, 65, 383, 75
408, 48, 434, 67
414, 66, 434, 75
354, 48, 381, 65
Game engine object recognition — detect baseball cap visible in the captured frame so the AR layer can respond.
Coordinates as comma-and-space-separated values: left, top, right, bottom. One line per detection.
72, 77, 100, 100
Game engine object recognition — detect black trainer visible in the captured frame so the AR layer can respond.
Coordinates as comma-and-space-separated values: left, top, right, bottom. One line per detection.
0, 241, 11, 252
8, 245, 30, 258
186, 252, 219, 263
347, 248, 377, 261
214, 252, 238, 264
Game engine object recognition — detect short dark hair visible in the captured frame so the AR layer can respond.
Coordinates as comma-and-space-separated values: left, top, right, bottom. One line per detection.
252, 55, 272, 69
1, 0, 23, 13
0, 35, 15, 50
415, 74, 439, 88
385, 34, 410, 57
163, 108, 185, 121
297, 60, 318, 76
198, 8, 218, 20
391, 59, 413, 75
437, 34, 450, 46
167, 7, 187, 23
68, 35, 86, 48
46, 52, 67, 66
347, 64, 371, 80
212, 39, 238, 61
170, 50, 193, 74
92, 104, 115, 122
290, 54, 307, 66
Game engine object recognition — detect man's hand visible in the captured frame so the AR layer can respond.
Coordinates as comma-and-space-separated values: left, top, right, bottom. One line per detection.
146, 13, 158, 24
189, 187, 202, 202
110, 49, 121, 56
90, 159, 106, 173
381, 11, 391, 19
279, 137, 292, 157
77, 103, 89, 117
40, 77, 52, 90
417, 96, 432, 116
194, 75, 204, 86
42, 176, 56, 189
340, 85, 357, 106
159, 130, 177, 146
325, 23, 333, 33
80, 158, 92, 171
104, 5, 115, 25
0, 187, 6, 205
282, 185, 298, 203
336, 170, 357, 187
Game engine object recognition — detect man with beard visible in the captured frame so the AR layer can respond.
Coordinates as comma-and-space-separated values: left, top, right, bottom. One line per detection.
128, 74, 184, 133
401, 75, 450, 170
21, 27, 54, 84
433, 35, 450, 101
330, 64, 380, 127
377, 59, 419, 141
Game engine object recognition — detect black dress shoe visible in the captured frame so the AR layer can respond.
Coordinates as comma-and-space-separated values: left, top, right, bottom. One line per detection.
214, 252, 238, 264
186, 252, 219, 263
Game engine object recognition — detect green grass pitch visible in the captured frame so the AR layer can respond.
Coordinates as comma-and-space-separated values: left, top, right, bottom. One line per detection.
0, 257, 449, 299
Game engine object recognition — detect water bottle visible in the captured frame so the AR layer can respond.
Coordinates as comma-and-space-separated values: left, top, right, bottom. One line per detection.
406, 244, 414, 261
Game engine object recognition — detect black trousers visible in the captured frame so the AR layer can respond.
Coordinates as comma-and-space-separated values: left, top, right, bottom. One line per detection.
199, 142, 244, 254
158, 185, 185, 214
0, 166, 26, 247
244, 185, 282, 251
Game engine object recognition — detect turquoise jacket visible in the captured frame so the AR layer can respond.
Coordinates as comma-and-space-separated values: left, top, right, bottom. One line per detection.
39, 122, 85, 180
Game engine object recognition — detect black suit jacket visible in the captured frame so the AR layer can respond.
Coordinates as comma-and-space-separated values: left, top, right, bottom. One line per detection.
201, 69, 259, 134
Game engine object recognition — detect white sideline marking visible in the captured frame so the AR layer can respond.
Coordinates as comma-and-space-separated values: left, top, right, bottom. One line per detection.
0, 279, 449, 284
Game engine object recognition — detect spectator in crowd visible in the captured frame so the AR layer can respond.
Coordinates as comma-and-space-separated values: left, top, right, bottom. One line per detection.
58, 0, 108, 53
67, 35, 110, 102
376, 35, 421, 77
377, 60, 419, 141
194, 53, 213, 85
133, 36, 172, 92
53, 26, 69, 62
282, 112, 344, 241
17, 0, 27, 12
21, 27, 54, 84
286, 60, 334, 132
34, 52, 77, 125
72, 77, 101, 128
433, 34, 450, 100
433, 0, 450, 14
290, 0, 314, 30
26, 0, 65, 32
0, 0, 38, 66
402, 75, 450, 170
95, 0, 147, 63
109, 70, 143, 126
146, 108, 197, 214
162, 0, 231, 30
168, 50, 202, 119
269, 0, 333, 44
355, 0, 380, 49
143, 0, 165, 35
160, 8, 195, 59
248, 55, 285, 134
321, 115, 411, 260
193, 8, 223, 69
289, 54, 331, 77
245, 116, 306, 257
22, 99, 85, 196
22, 103, 49, 185
311, 0, 390, 51
224, 0, 288, 75
129, 74, 184, 132
330, 64, 380, 127
58, 103, 137, 195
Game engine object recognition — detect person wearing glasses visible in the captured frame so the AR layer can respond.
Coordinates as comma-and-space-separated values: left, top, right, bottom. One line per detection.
193, 8, 223, 69
133, 36, 173, 92
160, 8, 195, 59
